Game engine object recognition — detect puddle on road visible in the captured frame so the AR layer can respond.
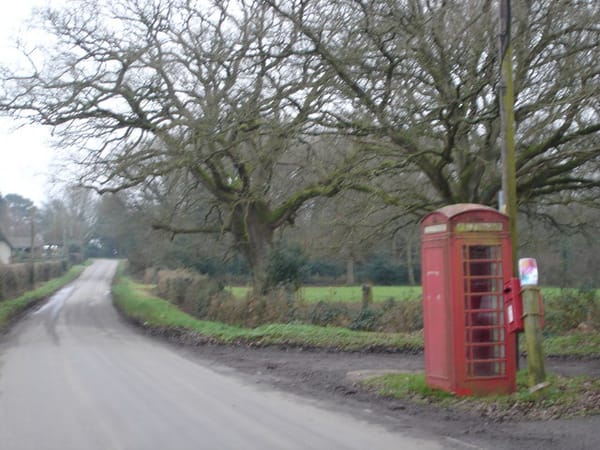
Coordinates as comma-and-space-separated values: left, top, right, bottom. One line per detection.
33, 286, 76, 318
33, 286, 76, 345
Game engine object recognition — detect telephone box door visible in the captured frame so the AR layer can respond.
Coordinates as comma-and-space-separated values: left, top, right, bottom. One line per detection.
461, 243, 508, 379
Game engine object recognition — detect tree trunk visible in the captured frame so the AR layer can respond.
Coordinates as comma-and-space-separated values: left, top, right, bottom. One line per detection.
231, 201, 274, 294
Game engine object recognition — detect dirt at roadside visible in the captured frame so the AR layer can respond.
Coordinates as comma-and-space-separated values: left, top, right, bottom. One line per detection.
133, 323, 600, 450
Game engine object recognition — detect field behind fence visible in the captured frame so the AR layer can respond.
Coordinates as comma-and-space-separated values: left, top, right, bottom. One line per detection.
226, 285, 423, 303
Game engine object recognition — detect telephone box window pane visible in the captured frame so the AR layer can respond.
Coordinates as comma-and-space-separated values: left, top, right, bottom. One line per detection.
463, 244, 507, 378
474, 362, 494, 376
473, 361, 505, 377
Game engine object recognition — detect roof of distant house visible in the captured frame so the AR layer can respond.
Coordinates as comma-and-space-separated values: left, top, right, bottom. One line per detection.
5, 234, 44, 249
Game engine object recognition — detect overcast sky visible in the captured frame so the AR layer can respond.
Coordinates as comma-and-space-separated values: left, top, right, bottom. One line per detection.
0, 1, 64, 206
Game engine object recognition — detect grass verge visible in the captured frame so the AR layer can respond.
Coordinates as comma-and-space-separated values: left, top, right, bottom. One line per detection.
364, 370, 600, 421
541, 332, 600, 358
112, 275, 423, 351
0, 264, 86, 329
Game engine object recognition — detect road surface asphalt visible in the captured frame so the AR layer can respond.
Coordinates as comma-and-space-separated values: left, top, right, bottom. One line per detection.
0, 259, 464, 450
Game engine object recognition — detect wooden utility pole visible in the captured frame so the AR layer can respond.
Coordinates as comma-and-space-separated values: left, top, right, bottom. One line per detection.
522, 285, 547, 387
499, 2, 546, 387
498, 0, 518, 271
498, 0, 521, 372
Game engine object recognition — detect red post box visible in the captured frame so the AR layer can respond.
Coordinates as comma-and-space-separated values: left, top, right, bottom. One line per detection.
421, 204, 516, 396
504, 278, 524, 334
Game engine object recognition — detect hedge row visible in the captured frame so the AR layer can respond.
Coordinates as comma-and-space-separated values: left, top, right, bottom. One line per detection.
0, 260, 69, 301
143, 267, 600, 337
147, 268, 423, 332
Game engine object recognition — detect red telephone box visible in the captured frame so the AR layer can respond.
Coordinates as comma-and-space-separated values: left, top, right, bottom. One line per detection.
421, 204, 516, 396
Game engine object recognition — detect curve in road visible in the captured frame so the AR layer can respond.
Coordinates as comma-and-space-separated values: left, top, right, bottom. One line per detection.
0, 259, 451, 450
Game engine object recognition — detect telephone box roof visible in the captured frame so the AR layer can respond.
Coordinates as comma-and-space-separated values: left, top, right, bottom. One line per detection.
424, 203, 505, 221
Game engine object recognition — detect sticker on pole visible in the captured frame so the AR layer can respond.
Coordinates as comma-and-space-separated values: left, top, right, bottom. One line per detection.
519, 258, 539, 286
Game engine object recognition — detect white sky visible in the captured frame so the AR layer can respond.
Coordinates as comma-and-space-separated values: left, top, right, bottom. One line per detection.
0, 1, 64, 206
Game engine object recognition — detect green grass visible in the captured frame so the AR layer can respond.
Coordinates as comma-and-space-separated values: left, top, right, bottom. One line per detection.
542, 333, 600, 357
540, 287, 600, 300
364, 372, 455, 403
0, 264, 86, 328
226, 285, 594, 304
226, 285, 423, 303
228, 285, 598, 304
113, 275, 423, 351
364, 370, 600, 419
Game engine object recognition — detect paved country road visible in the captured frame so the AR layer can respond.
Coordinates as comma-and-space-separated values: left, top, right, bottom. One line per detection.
0, 259, 456, 450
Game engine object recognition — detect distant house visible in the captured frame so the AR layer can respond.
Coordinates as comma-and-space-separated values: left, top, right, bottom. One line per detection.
5, 233, 45, 262
0, 228, 11, 264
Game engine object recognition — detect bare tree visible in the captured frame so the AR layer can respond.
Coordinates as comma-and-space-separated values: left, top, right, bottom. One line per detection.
40, 187, 97, 260
267, 0, 600, 210
0, 0, 382, 291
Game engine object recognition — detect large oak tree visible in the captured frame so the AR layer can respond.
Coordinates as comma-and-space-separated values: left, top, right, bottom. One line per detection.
268, 0, 600, 210
0, 0, 381, 291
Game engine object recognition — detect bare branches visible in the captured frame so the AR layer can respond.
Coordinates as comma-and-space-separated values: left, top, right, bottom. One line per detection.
0, 0, 598, 287
268, 0, 599, 209
151, 222, 224, 234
